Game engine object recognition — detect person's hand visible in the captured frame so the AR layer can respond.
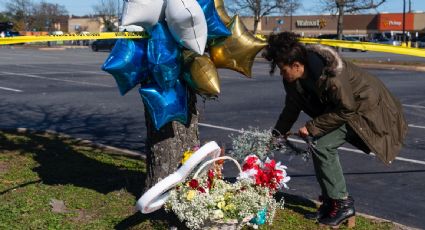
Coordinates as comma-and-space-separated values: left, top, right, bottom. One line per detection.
298, 126, 309, 138
283, 131, 291, 140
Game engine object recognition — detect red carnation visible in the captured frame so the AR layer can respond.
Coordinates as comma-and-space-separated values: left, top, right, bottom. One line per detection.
208, 169, 215, 180
198, 187, 206, 193
189, 179, 199, 189
245, 156, 258, 165
264, 160, 276, 170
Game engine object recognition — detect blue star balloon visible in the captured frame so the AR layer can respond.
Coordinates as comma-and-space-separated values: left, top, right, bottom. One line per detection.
197, 0, 231, 39
139, 80, 188, 130
102, 39, 149, 95
148, 22, 182, 90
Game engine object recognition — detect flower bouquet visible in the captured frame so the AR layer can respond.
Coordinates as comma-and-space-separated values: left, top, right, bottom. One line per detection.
164, 151, 290, 230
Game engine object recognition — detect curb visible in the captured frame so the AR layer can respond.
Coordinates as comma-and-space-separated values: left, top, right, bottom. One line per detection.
307, 198, 420, 230
353, 62, 425, 72
62, 46, 89, 49
5, 128, 145, 159
255, 57, 425, 72
38, 47, 66, 51
1, 128, 420, 229
355, 213, 420, 230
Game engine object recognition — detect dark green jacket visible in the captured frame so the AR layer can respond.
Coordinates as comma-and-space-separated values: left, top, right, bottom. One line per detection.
274, 44, 408, 164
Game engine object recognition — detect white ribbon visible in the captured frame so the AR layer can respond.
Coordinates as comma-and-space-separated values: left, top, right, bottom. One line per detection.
136, 141, 221, 213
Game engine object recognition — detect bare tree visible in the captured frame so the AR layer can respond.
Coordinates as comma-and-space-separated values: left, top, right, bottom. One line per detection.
0, 12, 11, 22
227, 0, 300, 33
320, 0, 386, 40
92, 0, 119, 32
31, 1, 68, 32
4, 0, 33, 31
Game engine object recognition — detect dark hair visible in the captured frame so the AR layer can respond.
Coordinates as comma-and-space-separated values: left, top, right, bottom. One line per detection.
262, 32, 307, 75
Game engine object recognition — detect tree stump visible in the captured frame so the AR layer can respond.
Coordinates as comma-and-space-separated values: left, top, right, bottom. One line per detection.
143, 91, 200, 190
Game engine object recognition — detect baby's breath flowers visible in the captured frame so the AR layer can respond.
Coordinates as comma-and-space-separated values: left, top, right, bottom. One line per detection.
229, 127, 286, 161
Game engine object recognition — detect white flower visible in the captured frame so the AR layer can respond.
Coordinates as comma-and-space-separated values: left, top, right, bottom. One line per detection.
238, 168, 258, 181
275, 161, 288, 170
243, 154, 261, 165
212, 209, 224, 220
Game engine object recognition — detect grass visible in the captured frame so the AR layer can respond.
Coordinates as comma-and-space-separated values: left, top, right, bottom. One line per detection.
0, 130, 400, 229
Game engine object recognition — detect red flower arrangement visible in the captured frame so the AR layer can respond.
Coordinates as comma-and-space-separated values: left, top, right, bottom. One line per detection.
239, 155, 290, 192
187, 168, 218, 194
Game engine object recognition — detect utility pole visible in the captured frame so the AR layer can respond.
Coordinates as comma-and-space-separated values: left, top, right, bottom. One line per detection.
117, 0, 120, 27
402, 0, 406, 44
290, 0, 293, 31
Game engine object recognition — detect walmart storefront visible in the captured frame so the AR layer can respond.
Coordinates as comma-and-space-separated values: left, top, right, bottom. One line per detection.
260, 12, 425, 39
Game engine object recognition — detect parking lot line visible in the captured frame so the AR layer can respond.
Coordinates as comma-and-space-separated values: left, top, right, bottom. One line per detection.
0, 86, 22, 92
198, 122, 425, 166
40, 71, 106, 75
0, 71, 106, 76
1, 72, 114, 88
409, 124, 425, 129
403, 104, 425, 109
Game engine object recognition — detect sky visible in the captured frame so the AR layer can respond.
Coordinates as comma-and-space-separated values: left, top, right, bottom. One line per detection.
1, 0, 425, 16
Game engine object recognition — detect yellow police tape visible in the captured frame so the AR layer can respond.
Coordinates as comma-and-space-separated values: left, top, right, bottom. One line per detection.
0, 32, 149, 45
300, 38, 425, 58
1, 32, 424, 58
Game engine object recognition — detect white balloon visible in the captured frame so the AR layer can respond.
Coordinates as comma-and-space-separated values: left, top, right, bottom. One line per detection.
118, 25, 144, 32
165, 0, 208, 55
136, 141, 221, 213
121, 0, 166, 32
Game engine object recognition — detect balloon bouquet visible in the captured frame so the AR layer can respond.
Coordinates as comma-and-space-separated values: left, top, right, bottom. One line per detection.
102, 0, 267, 130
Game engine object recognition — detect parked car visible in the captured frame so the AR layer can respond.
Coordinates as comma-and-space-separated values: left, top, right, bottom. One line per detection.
91, 39, 117, 52
50, 31, 64, 35
317, 34, 361, 52
1, 30, 23, 44
2, 31, 20, 37
370, 37, 402, 46
416, 37, 425, 48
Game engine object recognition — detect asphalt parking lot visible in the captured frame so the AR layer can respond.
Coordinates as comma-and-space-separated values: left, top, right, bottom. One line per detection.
1, 47, 424, 228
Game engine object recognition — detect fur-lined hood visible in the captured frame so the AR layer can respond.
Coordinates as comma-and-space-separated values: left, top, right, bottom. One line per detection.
305, 44, 344, 77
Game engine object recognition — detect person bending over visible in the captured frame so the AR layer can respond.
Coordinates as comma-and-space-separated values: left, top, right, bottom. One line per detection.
263, 32, 407, 228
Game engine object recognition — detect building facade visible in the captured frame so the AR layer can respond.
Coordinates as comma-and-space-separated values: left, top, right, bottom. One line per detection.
68, 16, 118, 33
259, 12, 425, 39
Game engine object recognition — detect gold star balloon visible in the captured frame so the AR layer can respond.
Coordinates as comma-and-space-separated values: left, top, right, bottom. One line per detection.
182, 50, 221, 96
214, 0, 232, 25
209, 15, 267, 77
